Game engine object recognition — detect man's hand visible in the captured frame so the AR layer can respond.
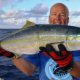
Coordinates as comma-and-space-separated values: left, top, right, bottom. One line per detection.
39, 44, 73, 72
0, 46, 15, 58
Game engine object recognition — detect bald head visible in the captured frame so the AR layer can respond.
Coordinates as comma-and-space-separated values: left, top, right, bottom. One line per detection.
49, 3, 69, 25
50, 3, 69, 16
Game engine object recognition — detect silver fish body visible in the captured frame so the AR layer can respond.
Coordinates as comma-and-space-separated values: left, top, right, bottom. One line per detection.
1, 24, 80, 56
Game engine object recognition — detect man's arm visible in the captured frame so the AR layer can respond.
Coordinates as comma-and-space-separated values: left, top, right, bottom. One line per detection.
0, 46, 36, 76
70, 62, 80, 78
11, 57, 36, 76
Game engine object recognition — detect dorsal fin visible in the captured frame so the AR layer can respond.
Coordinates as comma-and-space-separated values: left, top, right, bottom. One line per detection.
14, 20, 35, 34
22, 20, 35, 29
12, 20, 35, 33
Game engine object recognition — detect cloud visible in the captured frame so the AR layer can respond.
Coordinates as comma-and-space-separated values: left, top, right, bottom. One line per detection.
17, 0, 25, 2
1, 10, 17, 18
1, 3, 48, 18
69, 15, 80, 27
71, 11, 80, 16
28, 16, 48, 24
0, 3, 48, 26
30, 3, 48, 16
0, 9, 26, 28
0, 0, 13, 8
0, 0, 25, 8
0, 9, 4, 14
0, 2, 49, 28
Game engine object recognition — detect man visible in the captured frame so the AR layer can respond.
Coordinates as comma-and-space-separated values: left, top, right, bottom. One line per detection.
0, 3, 80, 80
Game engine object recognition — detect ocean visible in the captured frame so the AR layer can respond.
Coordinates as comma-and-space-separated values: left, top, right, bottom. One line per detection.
0, 29, 39, 80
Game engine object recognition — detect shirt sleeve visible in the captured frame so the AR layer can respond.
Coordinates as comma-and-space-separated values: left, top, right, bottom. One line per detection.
71, 50, 80, 62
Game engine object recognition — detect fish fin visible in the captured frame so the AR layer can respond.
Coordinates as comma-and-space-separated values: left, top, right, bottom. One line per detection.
22, 20, 35, 29
11, 20, 35, 34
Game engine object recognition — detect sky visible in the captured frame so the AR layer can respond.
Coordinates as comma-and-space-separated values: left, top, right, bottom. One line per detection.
0, 0, 80, 28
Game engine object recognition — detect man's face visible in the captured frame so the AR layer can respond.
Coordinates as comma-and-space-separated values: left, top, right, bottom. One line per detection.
49, 5, 69, 25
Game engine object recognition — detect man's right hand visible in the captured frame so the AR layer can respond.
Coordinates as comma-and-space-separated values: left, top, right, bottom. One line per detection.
39, 44, 73, 72
0, 46, 15, 58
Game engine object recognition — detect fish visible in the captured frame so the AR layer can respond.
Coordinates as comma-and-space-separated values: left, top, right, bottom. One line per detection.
1, 24, 80, 57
